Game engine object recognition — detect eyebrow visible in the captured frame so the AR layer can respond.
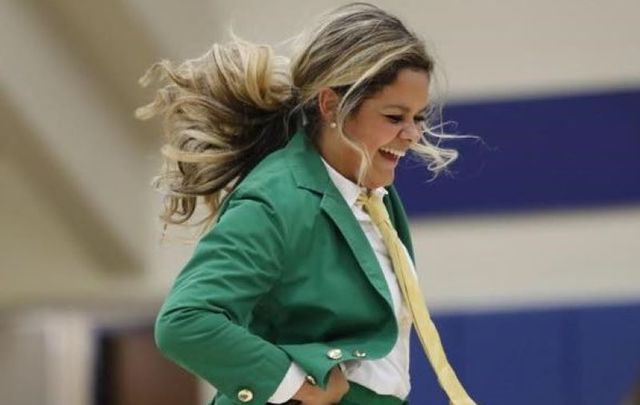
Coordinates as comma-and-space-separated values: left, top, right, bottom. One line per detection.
382, 104, 429, 114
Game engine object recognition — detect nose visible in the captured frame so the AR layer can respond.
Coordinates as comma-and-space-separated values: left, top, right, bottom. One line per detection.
399, 120, 423, 142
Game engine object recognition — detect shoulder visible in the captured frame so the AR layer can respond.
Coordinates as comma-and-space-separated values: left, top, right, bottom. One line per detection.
236, 149, 298, 203
222, 145, 319, 222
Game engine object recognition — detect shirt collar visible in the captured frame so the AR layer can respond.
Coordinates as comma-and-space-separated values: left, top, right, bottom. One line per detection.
321, 158, 388, 208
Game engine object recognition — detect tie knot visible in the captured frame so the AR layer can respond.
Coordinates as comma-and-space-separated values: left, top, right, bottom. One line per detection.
357, 191, 389, 226
355, 191, 371, 208
356, 191, 378, 209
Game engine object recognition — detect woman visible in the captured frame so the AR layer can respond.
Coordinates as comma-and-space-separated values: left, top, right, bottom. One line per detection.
138, 3, 475, 404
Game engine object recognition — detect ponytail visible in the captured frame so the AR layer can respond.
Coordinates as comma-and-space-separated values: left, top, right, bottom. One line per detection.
136, 38, 297, 228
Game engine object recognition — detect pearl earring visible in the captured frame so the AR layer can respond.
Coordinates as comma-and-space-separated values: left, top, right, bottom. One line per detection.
329, 122, 337, 129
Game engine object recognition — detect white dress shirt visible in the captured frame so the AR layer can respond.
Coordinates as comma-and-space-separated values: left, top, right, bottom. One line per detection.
268, 160, 414, 403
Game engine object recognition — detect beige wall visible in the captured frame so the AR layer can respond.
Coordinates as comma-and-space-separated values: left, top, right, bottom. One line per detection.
1, 2, 639, 403
2, 0, 639, 312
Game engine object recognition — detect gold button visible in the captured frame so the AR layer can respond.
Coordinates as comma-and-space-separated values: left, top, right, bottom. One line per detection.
237, 388, 253, 402
326, 348, 343, 360
353, 349, 367, 358
305, 375, 317, 385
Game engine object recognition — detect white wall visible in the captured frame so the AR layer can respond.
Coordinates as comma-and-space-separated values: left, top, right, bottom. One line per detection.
411, 206, 640, 312
128, 0, 640, 98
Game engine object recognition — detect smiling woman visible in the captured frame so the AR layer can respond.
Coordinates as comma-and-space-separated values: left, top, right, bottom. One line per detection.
316, 68, 431, 189
137, 2, 474, 405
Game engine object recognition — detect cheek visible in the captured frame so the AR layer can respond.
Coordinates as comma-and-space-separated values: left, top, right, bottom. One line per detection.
370, 126, 399, 151
345, 115, 397, 152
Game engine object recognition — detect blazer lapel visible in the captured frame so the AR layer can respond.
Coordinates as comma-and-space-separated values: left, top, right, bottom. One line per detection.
320, 194, 394, 309
285, 130, 394, 309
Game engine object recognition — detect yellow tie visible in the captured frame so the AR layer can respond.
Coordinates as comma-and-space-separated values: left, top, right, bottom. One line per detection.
357, 191, 476, 405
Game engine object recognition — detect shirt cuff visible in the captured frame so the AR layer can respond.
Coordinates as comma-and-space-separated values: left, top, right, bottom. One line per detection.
268, 362, 307, 403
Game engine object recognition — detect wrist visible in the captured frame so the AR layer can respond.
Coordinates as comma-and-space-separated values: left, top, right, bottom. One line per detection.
291, 381, 316, 402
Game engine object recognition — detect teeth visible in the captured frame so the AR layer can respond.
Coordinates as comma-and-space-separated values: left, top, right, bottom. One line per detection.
379, 147, 406, 158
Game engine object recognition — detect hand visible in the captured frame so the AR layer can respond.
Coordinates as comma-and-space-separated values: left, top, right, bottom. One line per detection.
291, 366, 349, 405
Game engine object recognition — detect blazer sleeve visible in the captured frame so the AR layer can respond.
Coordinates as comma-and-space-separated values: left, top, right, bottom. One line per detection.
154, 191, 292, 404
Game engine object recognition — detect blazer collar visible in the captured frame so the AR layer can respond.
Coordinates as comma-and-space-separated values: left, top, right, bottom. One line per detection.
321, 157, 389, 209
285, 130, 338, 198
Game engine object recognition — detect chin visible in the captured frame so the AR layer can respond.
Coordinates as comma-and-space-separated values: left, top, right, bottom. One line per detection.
364, 174, 394, 189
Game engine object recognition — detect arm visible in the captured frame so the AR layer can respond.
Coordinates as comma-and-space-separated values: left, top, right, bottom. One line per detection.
155, 193, 292, 404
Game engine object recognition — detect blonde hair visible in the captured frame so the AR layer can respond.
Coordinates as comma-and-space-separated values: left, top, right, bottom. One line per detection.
137, 2, 459, 228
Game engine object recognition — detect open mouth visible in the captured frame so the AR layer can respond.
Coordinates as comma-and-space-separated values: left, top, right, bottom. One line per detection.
379, 147, 406, 162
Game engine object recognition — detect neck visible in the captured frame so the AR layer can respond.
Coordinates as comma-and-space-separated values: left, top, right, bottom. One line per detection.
315, 127, 363, 186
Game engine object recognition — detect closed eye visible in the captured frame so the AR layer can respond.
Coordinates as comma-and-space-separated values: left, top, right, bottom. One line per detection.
384, 114, 403, 124
385, 114, 427, 125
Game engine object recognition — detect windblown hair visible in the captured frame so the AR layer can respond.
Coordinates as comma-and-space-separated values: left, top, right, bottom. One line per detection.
137, 2, 459, 228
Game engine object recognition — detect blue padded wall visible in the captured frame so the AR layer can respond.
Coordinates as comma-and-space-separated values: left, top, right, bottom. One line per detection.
409, 303, 640, 405
395, 88, 640, 217
399, 88, 640, 404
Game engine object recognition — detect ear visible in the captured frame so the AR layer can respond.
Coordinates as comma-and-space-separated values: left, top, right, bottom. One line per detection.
317, 88, 339, 124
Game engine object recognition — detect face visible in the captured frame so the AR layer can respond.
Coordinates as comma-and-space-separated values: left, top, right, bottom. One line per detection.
318, 68, 430, 189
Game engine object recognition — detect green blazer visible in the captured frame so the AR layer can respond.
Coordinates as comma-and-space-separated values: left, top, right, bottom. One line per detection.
155, 130, 415, 405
